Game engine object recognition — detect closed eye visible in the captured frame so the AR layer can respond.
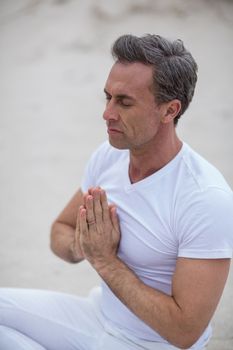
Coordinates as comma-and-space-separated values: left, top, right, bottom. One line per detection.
104, 91, 112, 103
117, 99, 133, 107
104, 89, 135, 107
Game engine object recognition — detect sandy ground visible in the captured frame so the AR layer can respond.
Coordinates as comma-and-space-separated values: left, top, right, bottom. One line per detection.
0, 0, 233, 349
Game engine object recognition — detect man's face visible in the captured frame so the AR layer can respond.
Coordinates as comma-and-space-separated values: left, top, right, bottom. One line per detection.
103, 61, 165, 151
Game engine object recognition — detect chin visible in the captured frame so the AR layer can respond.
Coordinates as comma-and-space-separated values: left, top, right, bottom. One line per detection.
108, 138, 129, 150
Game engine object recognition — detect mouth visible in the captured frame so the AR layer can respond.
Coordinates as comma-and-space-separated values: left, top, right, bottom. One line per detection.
107, 127, 123, 134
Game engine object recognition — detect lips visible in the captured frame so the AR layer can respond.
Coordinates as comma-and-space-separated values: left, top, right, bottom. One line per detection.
107, 124, 123, 133
107, 127, 122, 133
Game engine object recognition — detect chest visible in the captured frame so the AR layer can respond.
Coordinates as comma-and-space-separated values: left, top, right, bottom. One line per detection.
95, 158, 179, 273
107, 187, 178, 273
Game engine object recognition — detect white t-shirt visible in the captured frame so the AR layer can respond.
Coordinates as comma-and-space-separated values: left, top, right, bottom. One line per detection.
81, 141, 233, 348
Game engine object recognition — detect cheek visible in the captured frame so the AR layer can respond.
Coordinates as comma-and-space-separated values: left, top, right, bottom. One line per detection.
146, 109, 162, 129
131, 120, 154, 141
137, 112, 160, 131
119, 112, 134, 131
120, 108, 160, 137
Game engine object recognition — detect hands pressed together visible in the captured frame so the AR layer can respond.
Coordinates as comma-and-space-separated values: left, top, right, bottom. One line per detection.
74, 187, 121, 272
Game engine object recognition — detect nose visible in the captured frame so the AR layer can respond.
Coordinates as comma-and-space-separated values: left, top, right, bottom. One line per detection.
103, 101, 119, 121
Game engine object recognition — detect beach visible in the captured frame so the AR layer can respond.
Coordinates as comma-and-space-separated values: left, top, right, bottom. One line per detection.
0, 1, 233, 348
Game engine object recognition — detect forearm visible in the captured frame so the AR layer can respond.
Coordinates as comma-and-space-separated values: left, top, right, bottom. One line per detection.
50, 222, 84, 263
78, 188, 194, 347
95, 258, 197, 349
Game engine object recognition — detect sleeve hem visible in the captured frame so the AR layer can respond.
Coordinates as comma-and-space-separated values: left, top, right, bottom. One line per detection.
178, 249, 232, 259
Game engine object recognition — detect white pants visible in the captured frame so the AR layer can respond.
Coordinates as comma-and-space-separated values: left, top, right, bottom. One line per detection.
0, 287, 206, 350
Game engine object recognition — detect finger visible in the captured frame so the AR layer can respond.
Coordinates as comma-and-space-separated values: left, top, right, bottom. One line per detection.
75, 205, 83, 238
110, 206, 120, 232
80, 207, 88, 236
85, 195, 95, 226
93, 188, 103, 226
83, 192, 89, 206
100, 189, 110, 222
83, 192, 90, 207
83, 193, 89, 211
88, 186, 101, 196
73, 207, 81, 255
88, 188, 94, 195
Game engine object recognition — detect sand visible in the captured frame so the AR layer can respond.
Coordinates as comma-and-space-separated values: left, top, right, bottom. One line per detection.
0, 1, 233, 348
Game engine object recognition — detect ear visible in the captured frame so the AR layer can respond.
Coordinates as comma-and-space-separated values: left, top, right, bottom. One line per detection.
161, 99, 181, 124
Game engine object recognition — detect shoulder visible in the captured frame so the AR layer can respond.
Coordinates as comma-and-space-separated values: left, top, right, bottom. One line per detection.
176, 143, 233, 224
172, 143, 232, 219
176, 181, 233, 236
180, 143, 232, 194
174, 145, 233, 257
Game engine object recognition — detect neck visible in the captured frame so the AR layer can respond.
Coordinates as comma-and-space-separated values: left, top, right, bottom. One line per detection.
129, 126, 182, 183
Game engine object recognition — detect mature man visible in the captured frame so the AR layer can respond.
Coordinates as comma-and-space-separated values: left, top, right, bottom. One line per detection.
0, 34, 233, 350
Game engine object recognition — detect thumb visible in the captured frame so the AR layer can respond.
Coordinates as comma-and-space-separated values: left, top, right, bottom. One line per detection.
109, 205, 120, 233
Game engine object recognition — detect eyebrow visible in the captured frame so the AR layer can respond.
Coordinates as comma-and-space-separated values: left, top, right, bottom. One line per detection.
104, 88, 136, 101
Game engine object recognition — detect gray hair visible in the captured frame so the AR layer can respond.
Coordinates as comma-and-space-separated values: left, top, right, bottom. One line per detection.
111, 34, 198, 125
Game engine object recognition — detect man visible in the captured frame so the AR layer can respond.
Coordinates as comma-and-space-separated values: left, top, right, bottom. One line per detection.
0, 34, 233, 350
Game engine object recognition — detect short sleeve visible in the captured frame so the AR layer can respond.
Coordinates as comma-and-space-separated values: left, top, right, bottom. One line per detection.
177, 188, 233, 259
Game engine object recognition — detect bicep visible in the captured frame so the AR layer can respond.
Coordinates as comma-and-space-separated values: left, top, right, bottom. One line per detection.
172, 257, 230, 334
53, 188, 84, 229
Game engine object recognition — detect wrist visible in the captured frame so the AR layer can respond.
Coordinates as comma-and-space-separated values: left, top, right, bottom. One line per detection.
93, 256, 121, 277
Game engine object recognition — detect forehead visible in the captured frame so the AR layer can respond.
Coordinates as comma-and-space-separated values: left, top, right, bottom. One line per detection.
105, 62, 154, 95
